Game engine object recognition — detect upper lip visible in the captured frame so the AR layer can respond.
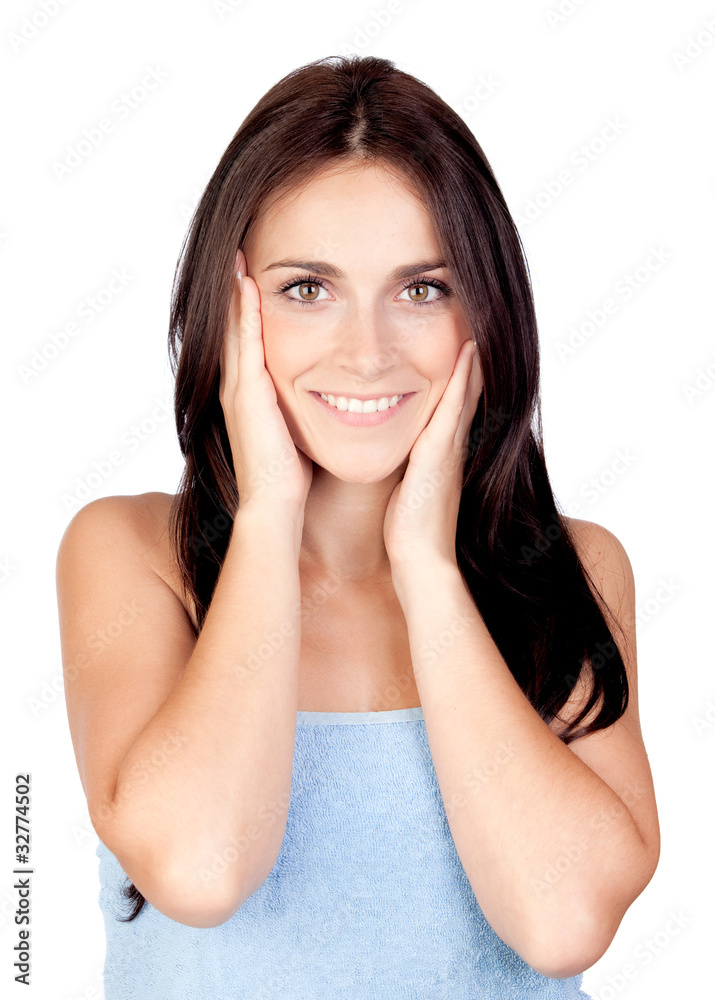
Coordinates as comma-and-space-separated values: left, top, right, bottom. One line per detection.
313, 390, 412, 401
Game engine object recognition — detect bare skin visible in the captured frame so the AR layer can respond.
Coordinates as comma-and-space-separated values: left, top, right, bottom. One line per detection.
133, 489, 420, 714
57, 159, 659, 955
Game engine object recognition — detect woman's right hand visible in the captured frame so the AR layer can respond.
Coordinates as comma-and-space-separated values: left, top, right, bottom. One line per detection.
219, 249, 314, 514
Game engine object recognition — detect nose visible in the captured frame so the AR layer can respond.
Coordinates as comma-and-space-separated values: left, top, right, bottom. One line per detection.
333, 303, 408, 384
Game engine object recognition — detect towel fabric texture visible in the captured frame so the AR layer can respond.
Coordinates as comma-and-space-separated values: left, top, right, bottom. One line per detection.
97, 706, 594, 998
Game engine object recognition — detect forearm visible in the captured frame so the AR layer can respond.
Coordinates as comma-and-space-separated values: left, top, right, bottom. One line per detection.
393, 558, 646, 970
105, 504, 303, 917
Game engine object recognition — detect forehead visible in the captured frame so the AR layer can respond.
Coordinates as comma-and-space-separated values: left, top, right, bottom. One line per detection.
245, 160, 439, 256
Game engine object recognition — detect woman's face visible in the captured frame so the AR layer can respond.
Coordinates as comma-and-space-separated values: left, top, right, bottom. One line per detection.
241, 160, 481, 484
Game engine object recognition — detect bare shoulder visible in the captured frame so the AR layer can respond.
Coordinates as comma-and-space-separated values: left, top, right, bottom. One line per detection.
58, 491, 175, 562
58, 492, 199, 631
555, 515, 639, 736
563, 516, 635, 624
563, 515, 633, 568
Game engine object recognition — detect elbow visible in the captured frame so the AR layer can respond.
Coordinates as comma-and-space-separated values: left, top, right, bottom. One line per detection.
150, 841, 281, 927
520, 907, 617, 980
125, 847, 251, 928
92, 806, 252, 928
522, 933, 609, 981
524, 942, 605, 981
523, 841, 661, 979
141, 864, 247, 929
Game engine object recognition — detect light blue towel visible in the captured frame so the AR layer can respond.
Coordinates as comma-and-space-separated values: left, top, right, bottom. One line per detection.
97, 707, 593, 998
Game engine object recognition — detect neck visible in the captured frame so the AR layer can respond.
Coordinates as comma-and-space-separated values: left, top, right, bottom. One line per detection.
298, 462, 406, 585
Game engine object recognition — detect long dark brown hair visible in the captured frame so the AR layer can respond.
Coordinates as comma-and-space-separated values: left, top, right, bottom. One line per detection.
119, 53, 629, 921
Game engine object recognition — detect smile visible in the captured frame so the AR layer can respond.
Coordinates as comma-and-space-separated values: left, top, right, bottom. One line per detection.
319, 392, 403, 413
309, 391, 415, 427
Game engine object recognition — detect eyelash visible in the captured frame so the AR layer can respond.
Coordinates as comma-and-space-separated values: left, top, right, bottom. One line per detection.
274, 273, 452, 308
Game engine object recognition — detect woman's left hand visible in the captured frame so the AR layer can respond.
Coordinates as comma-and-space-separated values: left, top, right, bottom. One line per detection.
383, 338, 482, 572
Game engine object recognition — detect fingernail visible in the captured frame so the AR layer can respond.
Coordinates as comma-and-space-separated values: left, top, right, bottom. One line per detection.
236, 269, 243, 291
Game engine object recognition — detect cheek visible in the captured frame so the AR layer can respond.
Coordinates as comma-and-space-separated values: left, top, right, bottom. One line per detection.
261, 311, 299, 381
417, 331, 464, 385
261, 323, 318, 418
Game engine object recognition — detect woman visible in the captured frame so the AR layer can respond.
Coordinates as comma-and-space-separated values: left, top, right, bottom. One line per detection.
56, 54, 660, 997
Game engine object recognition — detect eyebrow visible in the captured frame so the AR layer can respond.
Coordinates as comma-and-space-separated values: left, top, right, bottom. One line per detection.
262, 259, 449, 283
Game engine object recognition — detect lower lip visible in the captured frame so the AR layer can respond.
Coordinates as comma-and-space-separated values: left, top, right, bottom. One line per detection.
309, 391, 415, 426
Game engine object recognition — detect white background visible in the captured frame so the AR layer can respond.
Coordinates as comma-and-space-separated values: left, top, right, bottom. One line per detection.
1, 0, 713, 997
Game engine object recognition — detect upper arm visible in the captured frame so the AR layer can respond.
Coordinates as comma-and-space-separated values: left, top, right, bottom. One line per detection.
549, 518, 660, 884
56, 494, 197, 845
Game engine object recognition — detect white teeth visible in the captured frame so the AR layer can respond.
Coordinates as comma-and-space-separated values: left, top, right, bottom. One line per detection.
319, 393, 403, 414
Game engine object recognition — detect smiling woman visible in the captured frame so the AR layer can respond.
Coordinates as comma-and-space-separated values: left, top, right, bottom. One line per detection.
241, 160, 476, 482
55, 54, 659, 999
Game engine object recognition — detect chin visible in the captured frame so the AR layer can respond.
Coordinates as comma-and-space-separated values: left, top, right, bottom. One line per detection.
310, 451, 409, 485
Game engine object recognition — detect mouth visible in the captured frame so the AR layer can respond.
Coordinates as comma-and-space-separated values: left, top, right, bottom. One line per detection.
309, 390, 416, 427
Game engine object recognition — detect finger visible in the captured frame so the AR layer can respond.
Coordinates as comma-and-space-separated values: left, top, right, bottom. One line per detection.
222, 256, 265, 396
220, 269, 241, 398
236, 270, 263, 349
454, 341, 480, 444
431, 339, 475, 439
